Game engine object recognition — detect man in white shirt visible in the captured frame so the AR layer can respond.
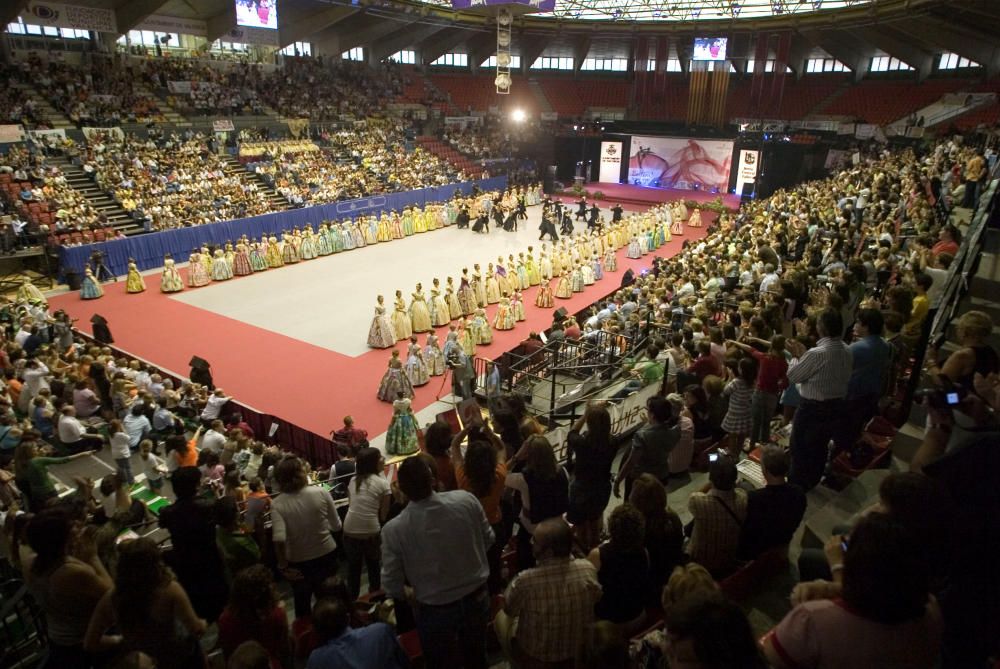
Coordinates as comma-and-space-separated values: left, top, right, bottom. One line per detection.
57, 406, 106, 453
200, 419, 228, 454
759, 263, 780, 296
200, 388, 231, 424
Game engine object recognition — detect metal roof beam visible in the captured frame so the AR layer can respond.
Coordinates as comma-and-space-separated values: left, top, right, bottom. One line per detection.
278, 5, 358, 49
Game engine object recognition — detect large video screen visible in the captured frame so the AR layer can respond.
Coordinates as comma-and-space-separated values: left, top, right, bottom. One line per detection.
236, 0, 277, 30
693, 37, 727, 61
628, 136, 734, 191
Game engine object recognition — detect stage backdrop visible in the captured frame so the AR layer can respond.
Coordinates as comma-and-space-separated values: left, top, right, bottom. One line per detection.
60, 176, 507, 278
627, 136, 734, 191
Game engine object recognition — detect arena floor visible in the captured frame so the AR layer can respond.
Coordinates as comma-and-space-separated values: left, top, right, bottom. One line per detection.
47, 197, 712, 442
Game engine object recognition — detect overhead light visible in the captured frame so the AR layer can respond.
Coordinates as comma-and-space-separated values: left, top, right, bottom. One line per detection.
511, 108, 526, 122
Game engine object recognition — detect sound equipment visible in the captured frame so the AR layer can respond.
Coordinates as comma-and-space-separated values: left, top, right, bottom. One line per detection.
189, 356, 210, 370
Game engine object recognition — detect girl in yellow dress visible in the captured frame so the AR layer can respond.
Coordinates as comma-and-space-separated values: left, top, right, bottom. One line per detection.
430, 279, 451, 327
409, 283, 433, 334
266, 236, 283, 267
485, 265, 501, 304
125, 259, 145, 294
688, 208, 703, 228
392, 290, 413, 341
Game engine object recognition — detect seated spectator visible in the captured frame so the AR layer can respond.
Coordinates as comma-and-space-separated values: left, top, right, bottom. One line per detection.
14, 442, 92, 511
686, 455, 747, 577
217, 564, 291, 669
305, 598, 407, 669
495, 517, 602, 667
57, 405, 106, 453
761, 512, 942, 668
739, 446, 806, 560
588, 504, 649, 629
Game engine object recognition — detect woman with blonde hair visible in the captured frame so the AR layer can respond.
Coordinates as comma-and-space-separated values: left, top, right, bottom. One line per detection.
505, 435, 569, 569
925, 310, 997, 396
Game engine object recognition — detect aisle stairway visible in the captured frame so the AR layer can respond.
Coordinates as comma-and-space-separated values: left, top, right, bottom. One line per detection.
223, 155, 288, 210
47, 155, 138, 234
11, 81, 75, 130
134, 82, 186, 125
415, 136, 482, 177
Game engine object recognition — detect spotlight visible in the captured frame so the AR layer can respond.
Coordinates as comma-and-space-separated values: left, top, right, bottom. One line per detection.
511, 108, 526, 123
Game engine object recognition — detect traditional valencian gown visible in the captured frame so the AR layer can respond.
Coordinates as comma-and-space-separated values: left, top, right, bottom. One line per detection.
233, 242, 253, 276
377, 354, 414, 402
160, 258, 184, 293
368, 303, 397, 349
385, 397, 419, 456
409, 289, 433, 334
80, 269, 103, 300
125, 262, 145, 293
425, 333, 445, 376
188, 252, 210, 287
405, 342, 430, 387
535, 282, 554, 308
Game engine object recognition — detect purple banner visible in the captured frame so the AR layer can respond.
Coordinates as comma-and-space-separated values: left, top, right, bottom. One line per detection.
452, 0, 555, 11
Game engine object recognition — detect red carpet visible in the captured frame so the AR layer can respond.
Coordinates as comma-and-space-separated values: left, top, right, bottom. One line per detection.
48, 219, 712, 440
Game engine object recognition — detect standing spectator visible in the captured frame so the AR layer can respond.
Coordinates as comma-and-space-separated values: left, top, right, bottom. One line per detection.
844, 308, 891, 445
342, 447, 390, 599
495, 518, 602, 667
924, 310, 998, 397
72, 380, 102, 418
739, 446, 806, 560
731, 335, 788, 448
588, 504, 649, 629
201, 388, 232, 424
84, 538, 207, 668
566, 401, 616, 550
665, 594, 766, 669
217, 565, 291, 669
785, 308, 853, 490
381, 456, 494, 669
122, 403, 151, 448
628, 473, 686, 606
14, 443, 91, 511
158, 466, 229, 622
614, 396, 678, 499
201, 419, 228, 454
686, 456, 747, 577
25, 508, 112, 669
505, 435, 569, 570
271, 456, 342, 618
423, 420, 457, 491
109, 419, 134, 485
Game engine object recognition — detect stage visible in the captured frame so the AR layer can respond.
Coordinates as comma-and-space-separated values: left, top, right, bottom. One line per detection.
46, 203, 718, 446
555, 182, 741, 211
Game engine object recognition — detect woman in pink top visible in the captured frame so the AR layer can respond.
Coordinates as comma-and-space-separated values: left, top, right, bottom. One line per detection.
761, 512, 942, 669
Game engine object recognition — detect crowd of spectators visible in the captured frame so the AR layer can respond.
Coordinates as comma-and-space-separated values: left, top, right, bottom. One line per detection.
0, 65, 47, 129
79, 130, 273, 230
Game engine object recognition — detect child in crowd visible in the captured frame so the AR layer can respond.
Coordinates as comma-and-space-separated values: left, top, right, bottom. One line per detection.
109, 419, 134, 485
137, 439, 166, 492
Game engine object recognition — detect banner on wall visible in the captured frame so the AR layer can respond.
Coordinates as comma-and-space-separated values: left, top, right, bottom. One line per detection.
627, 136, 733, 191
20, 1, 116, 32
855, 124, 877, 140
81, 127, 124, 141
0, 125, 25, 143
599, 141, 623, 183
135, 14, 207, 36
27, 128, 67, 142
734, 149, 759, 196
212, 120, 235, 132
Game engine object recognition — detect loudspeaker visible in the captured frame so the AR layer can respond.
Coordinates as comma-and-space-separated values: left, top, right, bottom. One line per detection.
553, 307, 568, 321
90, 314, 107, 326
189, 356, 210, 370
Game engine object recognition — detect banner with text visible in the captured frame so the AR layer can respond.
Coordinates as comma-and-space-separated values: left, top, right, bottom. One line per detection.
627, 136, 733, 191
0, 125, 26, 144
734, 149, 759, 196
135, 14, 207, 36
20, 1, 116, 32
599, 141, 623, 183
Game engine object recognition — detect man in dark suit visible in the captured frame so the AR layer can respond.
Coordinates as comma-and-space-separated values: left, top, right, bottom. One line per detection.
575, 197, 588, 220
614, 395, 679, 499
611, 203, 624, 222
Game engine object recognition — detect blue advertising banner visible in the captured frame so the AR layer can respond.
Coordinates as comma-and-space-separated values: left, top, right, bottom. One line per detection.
59, 176, 507, 278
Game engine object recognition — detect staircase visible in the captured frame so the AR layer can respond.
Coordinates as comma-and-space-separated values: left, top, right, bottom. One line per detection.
415, 136, 481, 177
528, 79, 554, 114
12, 82, 75, 130
222, 155, 287, 210
887, 91, 998, 132
47, 155, 139, 234
134, 82, 186, 125
805, 83, 851, 118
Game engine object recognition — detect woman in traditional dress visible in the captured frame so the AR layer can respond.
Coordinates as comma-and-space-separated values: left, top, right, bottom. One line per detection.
603, 247, 618, 273
199, 246, 212, 277
392, 290, 412, 341
125, 260, 145, 293
430, 279, 451, 327
80, 268, 103, 300
390, 212, 404, 239
687, 207, 703, 228
626, 236, 642, 259
385, 392, 419, 456
525, 250, 541, 286
211, 250, 233, 281
445, 279, 463, 320
409, 283, 433, 334
377, 350, 414, 402
485, 265, 501, 304
160, 255, 184, 293
493, 298, 515, 331
250, 239, 268, 272
580, 260, 595, 286
571, 264, 586, 293
458, 271, 477, 316
368, 295, 397, 349
459, 319, 477, 357
299, 228, 317, 260
188, 251, 210, 287
336, 223, 351, 251
554, 272, 573, 299
495, 258, 511, 297
362, 217, 377, 245
316, 224, 333, 255
377, 215, 392, 243
470, 308, 492, 345
281, 233, 299, 264
515, 255, 530, 290
350, 221, 367, 248
535, 280, 555, 308
404, 337, 430, 387
539, 250, 553, 281
471, 265, 487, 308
425, 333, 445, 376
233, 241, 253, 276
265, 236, 284, 268
591, 254, 604, 282
223, 243, 236, 273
